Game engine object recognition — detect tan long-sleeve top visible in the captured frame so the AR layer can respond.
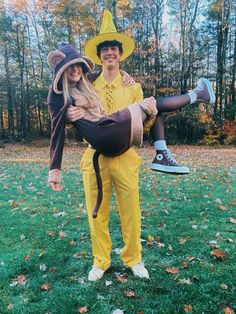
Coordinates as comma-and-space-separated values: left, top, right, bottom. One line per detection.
69, 87, 106, 121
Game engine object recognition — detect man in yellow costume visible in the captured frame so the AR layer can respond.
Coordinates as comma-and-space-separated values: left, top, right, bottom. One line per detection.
70, 10, 150, 281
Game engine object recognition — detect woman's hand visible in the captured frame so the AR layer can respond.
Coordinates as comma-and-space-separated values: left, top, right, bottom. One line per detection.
49, 182, 64, 192
67, 105, 86, 122
122, 71, 135, 86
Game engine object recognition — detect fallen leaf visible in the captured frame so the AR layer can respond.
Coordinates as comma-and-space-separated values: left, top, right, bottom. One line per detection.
97, 294, 105, 300
147, 235, 154, 242
17, 275, 26, 284
215, 232, 222, 240
17, 186, 23, 194
116, 274, 128, 283
105, 280, 113, 286
9, 281, 18, 287
225, 238, 234, 243
47, 230, 54, 236
73, 252, 87, 259
70, 240, 76, 246
20, 234, 25, 240
223, 307, 235, 314
7, 304, 14, 310
229, 217, 236, 224
40, 283, 51, 291
178, 278, 192, 285
36, 191, 45, 195
228, 199, 236, 206
111, 310, 124, 314
183, 304, 193, 312
166, 267, 179, 274
179, 237, 190, 245
158, 222, 166, 229
53, 211, 66, 217
186, 256, 195, 262
124, 289, 135, 298
220, 284, 228, 290
10, 200, 18, 206
210, 249, 228, 260
218, 205, 227, 211
39, 264, 47, 271
59, 231, 67, 238
208, 240, 219, 248
78, 277, 85, 284
78, 306, 88, 313
114, 248, 121, 254
182, 261, 188, 268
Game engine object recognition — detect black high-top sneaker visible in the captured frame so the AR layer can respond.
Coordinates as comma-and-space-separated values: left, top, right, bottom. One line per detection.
194, 78, 216, 104
150, 149, 190, 175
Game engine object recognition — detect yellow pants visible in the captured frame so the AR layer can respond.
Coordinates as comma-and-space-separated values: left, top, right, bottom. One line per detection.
80, 147, 142, 270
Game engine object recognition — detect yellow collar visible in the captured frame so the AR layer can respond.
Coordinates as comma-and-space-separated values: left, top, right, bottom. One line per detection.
95, 72, 123, 89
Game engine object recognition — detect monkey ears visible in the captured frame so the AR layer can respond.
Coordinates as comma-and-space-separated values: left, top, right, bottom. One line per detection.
47, 50, 95, 72
47, 50, 66, 69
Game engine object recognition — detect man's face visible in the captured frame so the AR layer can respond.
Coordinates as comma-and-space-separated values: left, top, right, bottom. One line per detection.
65, 63, 82, 84
99, 45, 122, 69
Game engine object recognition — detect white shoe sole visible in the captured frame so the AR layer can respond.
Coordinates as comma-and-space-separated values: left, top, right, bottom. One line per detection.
150, 163, 190, 174
198, 78, 216, 104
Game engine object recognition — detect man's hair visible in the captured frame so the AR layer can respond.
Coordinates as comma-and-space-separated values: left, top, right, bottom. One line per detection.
96, 40, 123, 57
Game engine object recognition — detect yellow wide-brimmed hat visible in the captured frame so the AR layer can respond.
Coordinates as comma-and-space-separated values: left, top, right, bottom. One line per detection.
84, 10, 135, 65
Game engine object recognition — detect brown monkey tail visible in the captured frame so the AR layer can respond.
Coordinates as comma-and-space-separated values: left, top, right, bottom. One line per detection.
92, 151, 103, 218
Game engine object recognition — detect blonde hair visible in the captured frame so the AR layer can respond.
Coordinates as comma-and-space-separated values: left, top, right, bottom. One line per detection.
62, 70, 99, 106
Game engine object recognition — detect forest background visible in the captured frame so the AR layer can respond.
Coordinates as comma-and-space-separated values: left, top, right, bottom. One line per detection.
0, 0, 235, 145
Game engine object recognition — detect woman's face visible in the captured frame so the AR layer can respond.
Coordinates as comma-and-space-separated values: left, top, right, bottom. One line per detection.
66, 63, 82, 85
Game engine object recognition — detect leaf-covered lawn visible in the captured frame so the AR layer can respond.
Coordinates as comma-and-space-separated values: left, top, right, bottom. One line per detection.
0, 142, 235, 314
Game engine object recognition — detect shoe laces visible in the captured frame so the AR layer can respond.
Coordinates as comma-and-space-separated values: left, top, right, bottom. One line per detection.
193, 79, 205, 93
164, 149, 177, 164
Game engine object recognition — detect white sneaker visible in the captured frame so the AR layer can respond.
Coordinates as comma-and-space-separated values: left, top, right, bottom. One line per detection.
131, 261, 149, 279
88, 266, 105, 281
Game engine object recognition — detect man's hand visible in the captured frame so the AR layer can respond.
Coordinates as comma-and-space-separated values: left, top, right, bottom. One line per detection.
49, 182, 64, 192
122, 71, 135, 86
67, 105, 86, 122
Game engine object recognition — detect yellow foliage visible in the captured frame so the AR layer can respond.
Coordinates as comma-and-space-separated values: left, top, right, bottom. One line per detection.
199, 111, 211, 123
117, 0, 128, 6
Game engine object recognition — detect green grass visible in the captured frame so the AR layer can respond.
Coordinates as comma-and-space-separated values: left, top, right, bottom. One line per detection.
0, 146, 235, 314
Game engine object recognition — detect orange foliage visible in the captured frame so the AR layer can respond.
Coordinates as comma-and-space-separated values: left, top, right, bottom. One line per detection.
199, 111, 211, 123
223, 120, 236, 137
5, 0, 27, 12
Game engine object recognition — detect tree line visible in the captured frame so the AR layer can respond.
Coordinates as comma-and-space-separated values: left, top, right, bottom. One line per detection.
0, 0, 235, 145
